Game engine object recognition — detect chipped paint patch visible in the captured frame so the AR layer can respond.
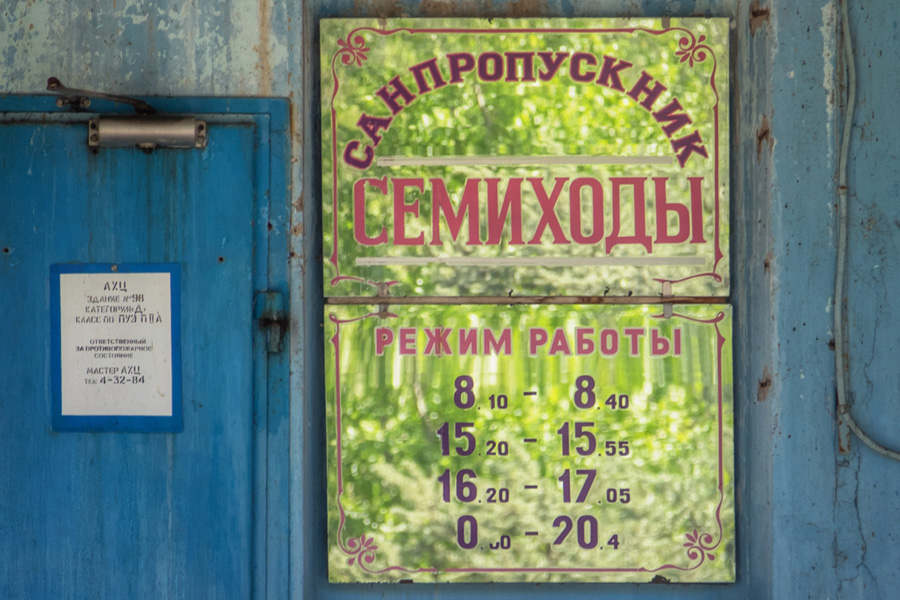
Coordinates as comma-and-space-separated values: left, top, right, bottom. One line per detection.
127, 12, 149, 25
257, 0, 273, 95
0, 0, 296, 95
821, 2, 837, 166
822, 2, 839, 231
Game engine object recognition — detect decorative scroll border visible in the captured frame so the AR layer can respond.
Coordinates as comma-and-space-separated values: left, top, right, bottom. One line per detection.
325, 24, 726, 294
327, 307, 732, 579
328, 310, 438, 577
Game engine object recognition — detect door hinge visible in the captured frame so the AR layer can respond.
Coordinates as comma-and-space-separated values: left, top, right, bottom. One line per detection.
254, 291, 288, 354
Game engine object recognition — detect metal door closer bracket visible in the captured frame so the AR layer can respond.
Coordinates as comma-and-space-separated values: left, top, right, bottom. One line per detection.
46, 77, 207, 151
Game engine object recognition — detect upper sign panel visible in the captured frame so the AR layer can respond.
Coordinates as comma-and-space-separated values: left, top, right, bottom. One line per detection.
322, 19, 729, 297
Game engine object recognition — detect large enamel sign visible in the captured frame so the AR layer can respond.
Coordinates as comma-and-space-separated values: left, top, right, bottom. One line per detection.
321, 18, 734, 584
322, 19, 729, 298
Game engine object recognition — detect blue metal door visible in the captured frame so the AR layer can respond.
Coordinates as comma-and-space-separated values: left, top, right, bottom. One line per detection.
0, 97, 289, 599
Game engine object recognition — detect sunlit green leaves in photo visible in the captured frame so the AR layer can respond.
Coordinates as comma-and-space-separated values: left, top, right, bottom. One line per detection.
321, 19, 730, 297
326, 304, 734, 583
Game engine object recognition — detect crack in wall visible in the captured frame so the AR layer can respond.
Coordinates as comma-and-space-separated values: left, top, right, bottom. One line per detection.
835, 451, 879, 598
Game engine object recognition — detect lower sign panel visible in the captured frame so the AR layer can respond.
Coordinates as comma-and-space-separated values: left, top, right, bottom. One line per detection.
326, 304, 734, 583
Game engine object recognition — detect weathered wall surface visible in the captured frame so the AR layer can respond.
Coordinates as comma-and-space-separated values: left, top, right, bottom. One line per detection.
838, 1, 900, 596
3, 0, 899, 598
0, 0, 292, 96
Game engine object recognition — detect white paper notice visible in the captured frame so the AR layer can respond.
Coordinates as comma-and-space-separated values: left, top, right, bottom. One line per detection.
59, 272, 174, 416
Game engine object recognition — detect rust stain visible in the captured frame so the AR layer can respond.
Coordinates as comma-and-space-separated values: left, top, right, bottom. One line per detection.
349, 0, 403, 18
418, 0, 483, 18
289, 103, 298, 146
756, 114, 772, 160
764, 251, 773, 274
507, 0, 548, 18
347, 0, 553, 19
837, 415, 851, 454
257, 0, 273, 95
758, 367, 772, 402
415, 0, 549, 19
749, 0, 770, 36
291, 223, 304, 236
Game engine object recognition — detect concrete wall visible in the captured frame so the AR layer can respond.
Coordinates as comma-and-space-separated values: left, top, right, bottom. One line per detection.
3, 0, 899, 598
